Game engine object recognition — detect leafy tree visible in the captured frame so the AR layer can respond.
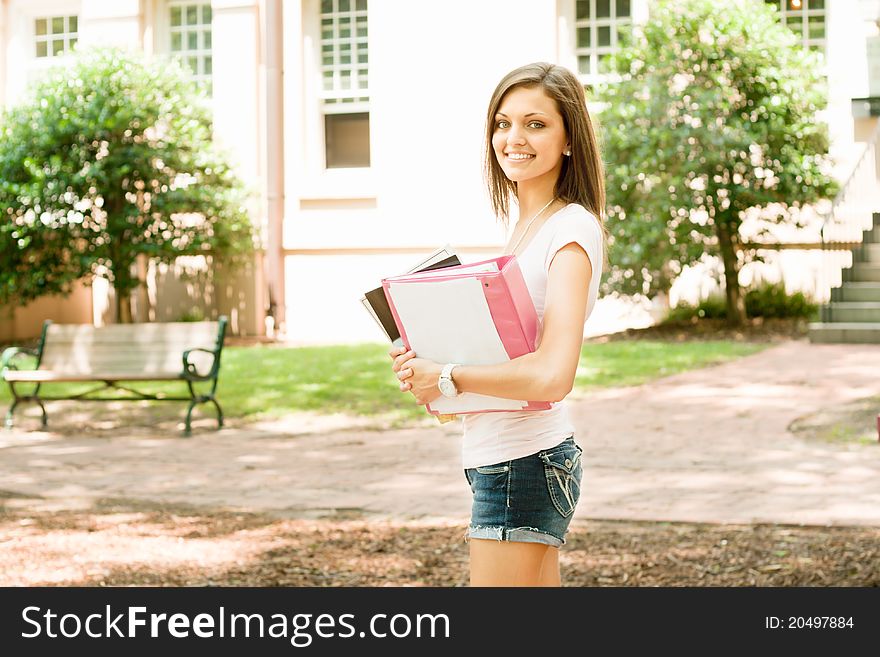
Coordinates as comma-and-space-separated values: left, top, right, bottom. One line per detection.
596, 0, 838, 325
0, 48, 255, 321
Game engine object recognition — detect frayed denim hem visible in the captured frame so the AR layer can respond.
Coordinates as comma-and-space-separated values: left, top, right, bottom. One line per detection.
465, 524, 564, 548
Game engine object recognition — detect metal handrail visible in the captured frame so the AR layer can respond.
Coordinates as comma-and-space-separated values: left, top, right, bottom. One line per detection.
820, 119, 880, 243
817, 119, 880, 320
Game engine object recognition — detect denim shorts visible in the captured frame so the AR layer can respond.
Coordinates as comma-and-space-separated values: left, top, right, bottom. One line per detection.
463, 436, 583, 548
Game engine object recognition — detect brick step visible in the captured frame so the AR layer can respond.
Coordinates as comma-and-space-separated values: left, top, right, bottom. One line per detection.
860, 243, 880, 261
809, 322, 880, 343
843, 263, 880, 283
857, 229, 880, 245
833, 282, 880, 302
821, 302, 880, 322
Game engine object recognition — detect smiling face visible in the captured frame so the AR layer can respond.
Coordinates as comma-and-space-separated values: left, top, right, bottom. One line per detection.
491, 85, 570, 188
484, 62, 605, 225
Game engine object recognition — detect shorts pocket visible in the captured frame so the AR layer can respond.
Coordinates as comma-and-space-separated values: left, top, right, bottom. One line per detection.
475, 464, 510, 475
540, 442, 583, 518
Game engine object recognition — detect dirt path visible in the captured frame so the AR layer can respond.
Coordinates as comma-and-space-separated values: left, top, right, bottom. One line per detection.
2, 339, 879, 527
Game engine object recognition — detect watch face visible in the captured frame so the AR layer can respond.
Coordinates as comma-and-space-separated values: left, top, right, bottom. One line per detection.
439, 378, 456, 397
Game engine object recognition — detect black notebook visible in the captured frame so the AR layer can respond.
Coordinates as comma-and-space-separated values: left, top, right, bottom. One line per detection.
361, 247, 461, 343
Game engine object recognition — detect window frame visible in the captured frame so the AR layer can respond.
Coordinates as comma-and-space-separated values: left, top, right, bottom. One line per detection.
318, 0, 371, 169
764, 0, 827, 53
7, 0, 85, 100
33, 14, 79, 59
159, 0, 214, 90
571, 0, 634, 87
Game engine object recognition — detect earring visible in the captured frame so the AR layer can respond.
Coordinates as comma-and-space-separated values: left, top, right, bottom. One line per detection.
563, 149, 571, 156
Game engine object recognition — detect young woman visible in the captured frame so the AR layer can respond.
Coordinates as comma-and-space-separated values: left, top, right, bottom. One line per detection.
389, 62, 606, 586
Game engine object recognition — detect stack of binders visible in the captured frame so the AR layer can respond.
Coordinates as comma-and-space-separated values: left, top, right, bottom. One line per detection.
361, 246, 462, 423
376, 253, 551, 418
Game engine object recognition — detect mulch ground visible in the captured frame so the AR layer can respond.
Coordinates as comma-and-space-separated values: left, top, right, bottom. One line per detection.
587, 317, 811, 343
1, 500, 877, 587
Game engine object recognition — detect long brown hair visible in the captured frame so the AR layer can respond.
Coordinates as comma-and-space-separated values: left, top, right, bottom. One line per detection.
484, 62, 606, 230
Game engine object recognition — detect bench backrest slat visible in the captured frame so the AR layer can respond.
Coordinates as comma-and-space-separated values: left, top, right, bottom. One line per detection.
39, 322, 220, 376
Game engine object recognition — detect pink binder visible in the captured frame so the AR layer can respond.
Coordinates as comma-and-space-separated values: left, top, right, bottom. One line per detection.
382, 255, 552, 416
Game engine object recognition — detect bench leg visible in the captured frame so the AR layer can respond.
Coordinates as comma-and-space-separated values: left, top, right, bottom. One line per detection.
183, 397, 224, 436
5, 399, 49, 430
5, 400, 17, 430
210, 398, 224, 428
184, 400, 197, 437
38, 400, 48, 428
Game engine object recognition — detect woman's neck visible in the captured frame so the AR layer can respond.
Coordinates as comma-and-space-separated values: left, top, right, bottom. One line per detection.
515, 178, 559, 226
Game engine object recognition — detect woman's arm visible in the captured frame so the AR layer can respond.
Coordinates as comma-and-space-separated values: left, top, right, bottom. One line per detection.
393, 242, 592, 405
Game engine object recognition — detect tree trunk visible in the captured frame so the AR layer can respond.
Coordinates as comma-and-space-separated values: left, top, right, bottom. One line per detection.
110, 251, 136, 324
115, 288, 133, 323
651, 262, 676, 323
716, 214, 747, 326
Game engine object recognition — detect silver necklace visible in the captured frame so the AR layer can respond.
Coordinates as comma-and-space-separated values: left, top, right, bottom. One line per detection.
508, 197, 555, 255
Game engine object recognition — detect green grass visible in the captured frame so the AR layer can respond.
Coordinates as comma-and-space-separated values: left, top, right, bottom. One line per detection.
572, 341, 766, 391
789, 395, 880, 447
820, 425, 877, 446
0, 340, 768, 425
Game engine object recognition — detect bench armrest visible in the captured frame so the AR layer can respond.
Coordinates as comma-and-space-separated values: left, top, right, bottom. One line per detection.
1, 347, 39, 373
182, 348, 220, 380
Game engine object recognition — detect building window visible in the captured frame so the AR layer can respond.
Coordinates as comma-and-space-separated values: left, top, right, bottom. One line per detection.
169, 2, 213, 88
764, 0, 826, 53
35, 15, 78, 58
325, 112, 370, 168
320, 0, 370, 168
574, 0, 632, 81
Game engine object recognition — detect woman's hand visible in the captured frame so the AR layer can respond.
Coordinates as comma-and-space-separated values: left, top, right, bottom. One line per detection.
388, 345, 443, 405
398, 356, 443, 405
389, 345, 415, 393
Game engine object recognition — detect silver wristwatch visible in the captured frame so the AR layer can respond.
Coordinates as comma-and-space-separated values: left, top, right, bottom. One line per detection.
438, 363, 460, 398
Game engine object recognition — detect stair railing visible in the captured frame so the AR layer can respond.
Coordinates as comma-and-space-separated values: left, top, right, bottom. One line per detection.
817, 118, 880, 322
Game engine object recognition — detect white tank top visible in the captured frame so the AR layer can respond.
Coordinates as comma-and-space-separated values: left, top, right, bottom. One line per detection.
461, 203, 604, 469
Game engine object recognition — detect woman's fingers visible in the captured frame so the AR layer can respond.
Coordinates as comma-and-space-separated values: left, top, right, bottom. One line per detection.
389, 346, 416, 395
389, 345, 414, 394
392, 350, 416, 372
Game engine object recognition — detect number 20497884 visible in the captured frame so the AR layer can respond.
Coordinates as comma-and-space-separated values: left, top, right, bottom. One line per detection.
765, 617, 854, 630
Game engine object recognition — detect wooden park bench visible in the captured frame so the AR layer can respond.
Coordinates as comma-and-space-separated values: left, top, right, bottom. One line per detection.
1, 317, 227, 436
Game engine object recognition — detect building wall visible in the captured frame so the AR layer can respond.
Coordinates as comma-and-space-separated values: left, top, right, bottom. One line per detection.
211, 0, 260, 191
0, 281, 93, 343
825, 0, 871, 177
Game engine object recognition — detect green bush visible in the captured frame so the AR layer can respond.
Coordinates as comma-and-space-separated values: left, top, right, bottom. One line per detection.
664, 304, 697, 323
0, 48, 256, 321
665, 295, 727, 322
665, 283, 818, 322
745, 282, 817, 319
179, 307, 206, 322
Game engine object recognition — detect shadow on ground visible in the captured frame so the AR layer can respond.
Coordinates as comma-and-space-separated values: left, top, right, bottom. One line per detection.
2, 498, 877, 587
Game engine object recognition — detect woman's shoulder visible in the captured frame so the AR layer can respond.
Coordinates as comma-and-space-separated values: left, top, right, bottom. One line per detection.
552, 203, 603, 235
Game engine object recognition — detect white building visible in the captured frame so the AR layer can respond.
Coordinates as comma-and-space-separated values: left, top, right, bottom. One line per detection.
0, 0, 876, 343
